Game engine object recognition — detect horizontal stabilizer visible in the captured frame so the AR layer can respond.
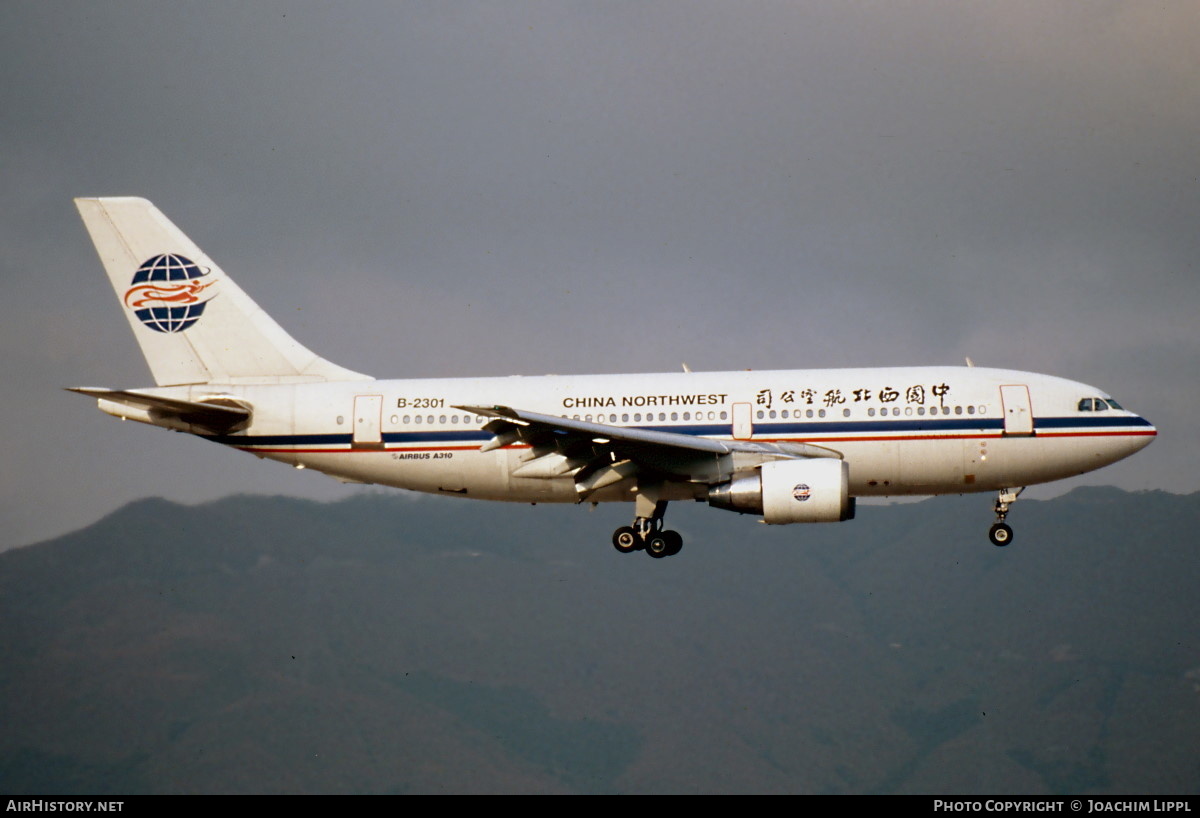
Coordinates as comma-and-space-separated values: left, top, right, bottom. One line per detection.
67, 387, 251, 433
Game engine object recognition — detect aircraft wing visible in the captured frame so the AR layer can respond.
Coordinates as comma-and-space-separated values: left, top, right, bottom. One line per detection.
68, 387, 251, 433
456, 404, 841, 496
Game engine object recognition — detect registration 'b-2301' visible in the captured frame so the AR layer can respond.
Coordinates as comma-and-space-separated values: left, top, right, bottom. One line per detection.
70, 198, 1156, 558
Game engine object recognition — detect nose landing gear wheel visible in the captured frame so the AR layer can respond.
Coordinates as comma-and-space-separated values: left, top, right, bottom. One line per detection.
987, 487, 1023, 547
988, 522, 1013, 547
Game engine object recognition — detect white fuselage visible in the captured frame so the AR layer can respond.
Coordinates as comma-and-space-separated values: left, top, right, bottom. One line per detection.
146, 365, 1155, 504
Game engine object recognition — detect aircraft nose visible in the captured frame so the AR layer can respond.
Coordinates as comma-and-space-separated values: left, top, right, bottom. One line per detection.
1127, 414, 1157, 454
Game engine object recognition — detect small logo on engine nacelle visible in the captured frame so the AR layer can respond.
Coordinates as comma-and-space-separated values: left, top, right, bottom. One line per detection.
792, 483, 811, 502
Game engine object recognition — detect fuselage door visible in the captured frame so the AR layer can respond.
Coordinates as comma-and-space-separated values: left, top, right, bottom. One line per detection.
999, 384, 1034, 436
732, 402, 753, 440
353, 394, 383, 446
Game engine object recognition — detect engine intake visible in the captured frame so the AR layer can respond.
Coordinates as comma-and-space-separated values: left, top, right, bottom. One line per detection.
708, 459, 855, 523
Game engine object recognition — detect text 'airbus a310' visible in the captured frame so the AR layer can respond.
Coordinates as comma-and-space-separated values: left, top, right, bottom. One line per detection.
70, 198, 1156, 558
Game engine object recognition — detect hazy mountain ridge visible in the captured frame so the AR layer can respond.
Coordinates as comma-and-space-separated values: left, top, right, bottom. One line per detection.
1, 488, 1197, 793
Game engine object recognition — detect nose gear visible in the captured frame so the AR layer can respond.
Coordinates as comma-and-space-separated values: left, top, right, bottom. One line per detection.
988, 487, 1024, 546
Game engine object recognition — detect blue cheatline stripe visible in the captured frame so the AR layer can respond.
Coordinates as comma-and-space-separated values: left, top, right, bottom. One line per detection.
207, 432, 352, 446
205, 414, 1150, 448
1036, 416, 1155, 430
732, 418, 1004, 436
384, 430, 493, 444
205, 430, 494, 446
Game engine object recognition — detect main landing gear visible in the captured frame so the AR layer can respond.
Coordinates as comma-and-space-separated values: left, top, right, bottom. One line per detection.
612, 496, 683, 558
988, 487, 1025, 547
612, 520, 683, 558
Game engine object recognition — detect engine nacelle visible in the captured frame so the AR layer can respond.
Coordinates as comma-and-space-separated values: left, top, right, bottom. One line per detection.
707, 458, 855, 523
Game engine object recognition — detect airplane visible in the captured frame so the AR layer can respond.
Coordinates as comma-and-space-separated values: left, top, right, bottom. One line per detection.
69, 197, 1157, 558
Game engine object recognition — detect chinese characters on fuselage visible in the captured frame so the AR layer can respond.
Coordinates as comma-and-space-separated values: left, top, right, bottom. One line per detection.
755, 383, 951, 410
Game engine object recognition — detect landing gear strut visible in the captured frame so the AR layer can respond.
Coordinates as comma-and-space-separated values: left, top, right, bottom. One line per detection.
611, 493, 684, 558
988, 487, 1024, 547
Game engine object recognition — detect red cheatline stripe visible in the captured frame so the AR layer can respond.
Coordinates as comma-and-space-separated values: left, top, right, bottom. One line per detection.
235, 444, 493, 454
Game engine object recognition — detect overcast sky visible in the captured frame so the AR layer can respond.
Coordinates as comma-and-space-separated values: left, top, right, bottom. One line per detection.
2, 2, 1195, 548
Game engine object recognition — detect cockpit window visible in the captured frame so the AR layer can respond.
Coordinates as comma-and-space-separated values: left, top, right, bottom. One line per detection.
1077, 398, 1094, 411
1078, 397, 1120, 412
1104, 398, 1123, 410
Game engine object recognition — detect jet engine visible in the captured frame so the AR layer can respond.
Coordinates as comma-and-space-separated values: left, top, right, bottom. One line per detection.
707, 458, 855, 523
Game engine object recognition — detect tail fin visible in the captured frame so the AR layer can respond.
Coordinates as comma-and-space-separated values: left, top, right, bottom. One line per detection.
75, 197, 371, 386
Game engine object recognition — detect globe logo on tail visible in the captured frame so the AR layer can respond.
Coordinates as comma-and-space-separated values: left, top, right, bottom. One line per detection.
124, 254, 217, 333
